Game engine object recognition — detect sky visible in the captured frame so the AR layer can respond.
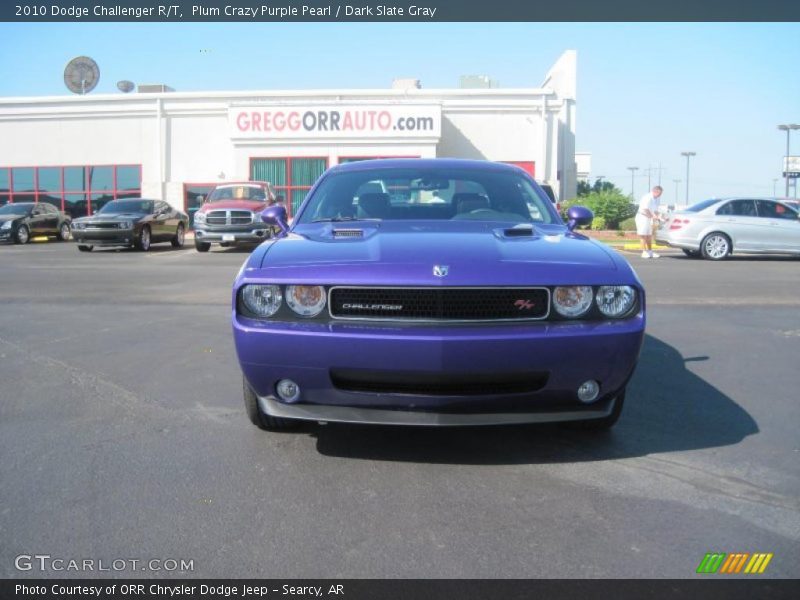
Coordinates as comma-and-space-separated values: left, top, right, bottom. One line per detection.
1, 22, 799, 203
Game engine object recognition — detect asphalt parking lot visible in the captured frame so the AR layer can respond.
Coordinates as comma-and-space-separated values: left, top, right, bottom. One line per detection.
0, 241, 798, 579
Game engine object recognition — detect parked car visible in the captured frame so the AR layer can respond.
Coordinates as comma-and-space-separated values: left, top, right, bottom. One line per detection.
233, 159, 645, 432
71, 198, 188, 252
193, 181, 277, 252
655, 197, 800, 259
0, 202, 72, 244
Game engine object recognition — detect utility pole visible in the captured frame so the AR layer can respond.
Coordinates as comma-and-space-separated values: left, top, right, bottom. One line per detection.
627, 167, 639, 199
778, 124, 800, 197
673, 179, 681, 205
681, 152, 696, 205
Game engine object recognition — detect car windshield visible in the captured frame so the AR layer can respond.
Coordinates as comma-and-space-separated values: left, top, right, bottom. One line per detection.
686, 198, 721, 212
100, 200, 153, 214
0, 204, 32, 215
207, 185, 267, 202
297, 167, 557, 225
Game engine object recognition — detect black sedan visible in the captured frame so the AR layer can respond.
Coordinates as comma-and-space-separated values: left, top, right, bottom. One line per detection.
71, 199, 189, 252
0, 202, 72, 244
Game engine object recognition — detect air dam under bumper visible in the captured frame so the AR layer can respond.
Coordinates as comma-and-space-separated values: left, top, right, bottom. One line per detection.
72, 229, 134, 245
195, 228, 270, 243
234, 315, 644, 425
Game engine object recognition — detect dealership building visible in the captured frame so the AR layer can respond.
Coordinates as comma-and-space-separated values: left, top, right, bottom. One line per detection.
0, 51, 577, 222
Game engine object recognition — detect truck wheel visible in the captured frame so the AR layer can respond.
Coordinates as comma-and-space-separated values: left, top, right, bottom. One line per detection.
195, 239, 211, 252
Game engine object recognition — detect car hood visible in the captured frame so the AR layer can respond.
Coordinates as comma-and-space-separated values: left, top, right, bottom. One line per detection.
76, 212, 147, 222
250, 221, 632, 287
198, 200, 267, 212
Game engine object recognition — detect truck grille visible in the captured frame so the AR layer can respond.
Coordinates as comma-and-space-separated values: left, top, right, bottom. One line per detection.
205, 210, 254, 225
329, 287, 550, 321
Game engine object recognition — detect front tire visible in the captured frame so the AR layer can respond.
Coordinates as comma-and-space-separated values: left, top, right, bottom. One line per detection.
77, 244, 93, 252
243, 376, 298, 431
701, 232, 731, 260
171, 223, 185, 248
136, 226, 151, 251
563, 390, 625, 431
58, 222, 71, 241
14, 225, 30, 245
195, 239, 211, 252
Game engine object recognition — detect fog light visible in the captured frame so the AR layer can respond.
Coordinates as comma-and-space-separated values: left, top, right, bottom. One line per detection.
577, 380, 600, 403
276, 379, 301, 403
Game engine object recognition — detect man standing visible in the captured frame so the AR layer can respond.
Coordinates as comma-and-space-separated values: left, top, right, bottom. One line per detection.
635, 185, 663, 258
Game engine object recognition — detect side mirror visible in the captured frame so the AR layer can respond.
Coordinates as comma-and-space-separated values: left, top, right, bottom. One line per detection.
197, 195, 205, 204
260, 204, 290, 235
566, 206, 594, 231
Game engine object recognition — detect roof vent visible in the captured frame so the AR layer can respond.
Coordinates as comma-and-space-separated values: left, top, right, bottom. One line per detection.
503, 224, 535, 237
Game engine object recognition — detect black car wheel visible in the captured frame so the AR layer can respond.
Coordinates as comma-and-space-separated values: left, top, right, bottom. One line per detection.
701, 232, 731, 260
77, 245, 93, 252
243, 376, 298, 431
15, 224, 30, 245
195, 239, 211, 252
171, 223, 185, 248
58, 222, 71, 241
136, 226, 151, 251
562, 390, 625, 431
682, 249, 701, 258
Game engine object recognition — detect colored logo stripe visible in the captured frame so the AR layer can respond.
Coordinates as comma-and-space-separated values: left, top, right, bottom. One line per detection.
744, 553, 773, 574
720, 553, 749, 574
697, 553, 726, 574
696, 552, 773, 574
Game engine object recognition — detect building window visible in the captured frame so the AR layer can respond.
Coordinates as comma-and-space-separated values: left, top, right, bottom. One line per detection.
0, 165, 141, 217
184, 183, 217, 229
250, 157, 328, 217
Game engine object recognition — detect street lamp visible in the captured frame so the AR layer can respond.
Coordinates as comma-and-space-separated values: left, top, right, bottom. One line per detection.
773, 178, 778, 197
627, 167, 639, 199
672, 179, 681, 205
681, 152, 696, 205
777, 124, 800, 197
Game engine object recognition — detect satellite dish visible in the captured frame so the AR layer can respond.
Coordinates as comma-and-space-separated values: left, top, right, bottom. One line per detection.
117, 80, 135, 93
64, 56, 100, 95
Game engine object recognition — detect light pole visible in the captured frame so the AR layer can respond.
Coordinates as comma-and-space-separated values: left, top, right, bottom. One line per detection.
778, 124, 800, 197
627, 167, 639, 199
681, 152, 696, 205
673, 179, 681, 205
773, 178, 778, 197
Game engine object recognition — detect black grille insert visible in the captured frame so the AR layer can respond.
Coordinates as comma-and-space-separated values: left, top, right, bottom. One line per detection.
330, 368, 549, 396
329, 287, 550, 321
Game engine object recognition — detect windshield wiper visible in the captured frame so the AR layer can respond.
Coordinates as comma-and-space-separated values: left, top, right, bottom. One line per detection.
311, 216, 382, 223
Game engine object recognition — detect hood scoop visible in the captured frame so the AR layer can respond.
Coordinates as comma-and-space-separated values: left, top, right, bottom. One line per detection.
498, 223, 537, 238
333, 228, 364, 239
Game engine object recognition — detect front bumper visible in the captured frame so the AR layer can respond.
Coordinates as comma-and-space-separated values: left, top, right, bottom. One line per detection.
234, 316, 645, 424
195, 227, 271, 244
72, 229, 135, 246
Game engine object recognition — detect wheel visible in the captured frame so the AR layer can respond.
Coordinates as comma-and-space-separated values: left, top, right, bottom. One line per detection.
700, 232, 731, 260
14, 224, 30, 245
77, 245, 93, 252
171, 223, 185, 248
136, 226, 151, 251
563, 390, 625, 431
58, 222, 71, 241
195, 239, 211, 252
682, 249, 701, 258
243, 376, 299, 431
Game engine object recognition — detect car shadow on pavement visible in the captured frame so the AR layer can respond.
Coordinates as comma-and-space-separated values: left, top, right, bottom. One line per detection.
311, 334, 759, 464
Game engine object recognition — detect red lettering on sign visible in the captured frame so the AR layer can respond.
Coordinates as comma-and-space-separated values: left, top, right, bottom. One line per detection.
287, 112, 300, 131
236, 112, 249, 132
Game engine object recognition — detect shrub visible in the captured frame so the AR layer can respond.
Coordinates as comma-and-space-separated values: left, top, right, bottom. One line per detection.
590, 215, 607, 230
619, 217, 637, 231
562, 190, 636, 229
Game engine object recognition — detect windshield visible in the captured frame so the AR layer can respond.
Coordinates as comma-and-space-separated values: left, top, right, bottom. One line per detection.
207, 185, 267, 203
0, 204, 32, 215
686, 199, 721, 212
297, 167, 557, 225
99, 200, 153, 214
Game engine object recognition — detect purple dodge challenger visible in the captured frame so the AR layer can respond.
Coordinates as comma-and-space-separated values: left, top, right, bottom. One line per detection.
232, 159, 645, 430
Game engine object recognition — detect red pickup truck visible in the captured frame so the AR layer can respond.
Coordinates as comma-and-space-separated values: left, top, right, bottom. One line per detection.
192, 181, 277, 252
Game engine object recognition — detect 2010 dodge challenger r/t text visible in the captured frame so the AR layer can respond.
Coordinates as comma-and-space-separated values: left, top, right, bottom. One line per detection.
232, 159, 645, 431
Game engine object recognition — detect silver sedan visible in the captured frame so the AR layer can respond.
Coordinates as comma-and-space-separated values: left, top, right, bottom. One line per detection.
656, 197, 800, 260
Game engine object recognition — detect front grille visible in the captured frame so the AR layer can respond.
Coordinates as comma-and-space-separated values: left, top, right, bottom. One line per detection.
230, 210, 253, 224
206, 211, 227, 225
330, 368, 549, 396
205, 210, 255, 226
329, 287, 550, 321
88, 222, 122, 229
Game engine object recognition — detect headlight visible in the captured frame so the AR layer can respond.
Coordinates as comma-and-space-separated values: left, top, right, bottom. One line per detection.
194, 212, 206, 223
73, 222, 84, 230
552, 286, 593, 318
0, 221, 11, 230
119, 221, 133, 229
595, 285, 637, 318
286, 285, 327, 317
241, 284, 282, 318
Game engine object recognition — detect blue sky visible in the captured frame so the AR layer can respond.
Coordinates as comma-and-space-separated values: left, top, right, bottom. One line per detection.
1, 22, 799, 202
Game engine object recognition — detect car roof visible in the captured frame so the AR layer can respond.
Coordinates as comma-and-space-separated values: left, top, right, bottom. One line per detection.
329, 158, 524, 174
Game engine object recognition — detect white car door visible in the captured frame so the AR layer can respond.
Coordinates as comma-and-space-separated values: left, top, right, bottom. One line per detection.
755, 200, 800, 252
713, 199, 760, 251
